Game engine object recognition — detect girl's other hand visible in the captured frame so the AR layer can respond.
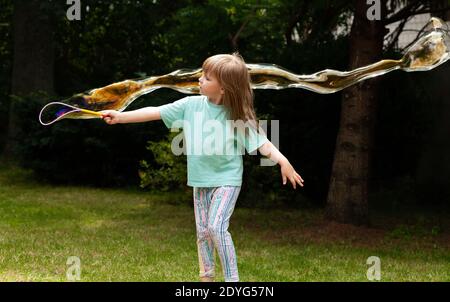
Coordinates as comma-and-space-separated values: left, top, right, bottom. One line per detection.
100, 110, 121, 125
280, 159, 304, 189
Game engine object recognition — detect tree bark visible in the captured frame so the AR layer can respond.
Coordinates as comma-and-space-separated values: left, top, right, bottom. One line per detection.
415, 3, 450, 204
2, 0, 54, 159
325, 0, 387, 225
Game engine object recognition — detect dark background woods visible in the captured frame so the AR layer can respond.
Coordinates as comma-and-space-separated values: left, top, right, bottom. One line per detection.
0, 0, 449, 225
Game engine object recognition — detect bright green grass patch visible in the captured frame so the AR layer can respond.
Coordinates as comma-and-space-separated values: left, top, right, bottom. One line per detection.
0, 165, 449, 281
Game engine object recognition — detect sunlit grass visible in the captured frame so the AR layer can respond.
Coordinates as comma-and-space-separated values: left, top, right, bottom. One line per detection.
0, 165, 449, 281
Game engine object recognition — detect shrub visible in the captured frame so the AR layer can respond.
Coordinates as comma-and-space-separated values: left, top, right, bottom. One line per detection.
139, 131, 191, 203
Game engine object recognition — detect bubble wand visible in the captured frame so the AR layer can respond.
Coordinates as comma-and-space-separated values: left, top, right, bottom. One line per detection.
39, 101, 103, 126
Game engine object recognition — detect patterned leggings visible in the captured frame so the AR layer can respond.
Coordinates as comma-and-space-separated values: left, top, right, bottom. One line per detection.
193, 186, 241, 282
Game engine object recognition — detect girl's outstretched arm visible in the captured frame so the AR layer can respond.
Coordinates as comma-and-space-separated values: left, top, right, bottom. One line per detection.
258, 141, 304, 189
100, 107, 161, 124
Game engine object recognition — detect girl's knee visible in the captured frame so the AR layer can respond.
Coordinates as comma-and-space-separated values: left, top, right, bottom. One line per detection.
207, 224, 227, 240
196, 228, 210, 241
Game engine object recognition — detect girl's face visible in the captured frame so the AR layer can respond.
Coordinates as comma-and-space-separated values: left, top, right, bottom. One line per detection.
199, 72, 224, 102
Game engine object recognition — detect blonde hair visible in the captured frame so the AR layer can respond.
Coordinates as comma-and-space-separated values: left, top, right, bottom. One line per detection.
202, 52, 262, 133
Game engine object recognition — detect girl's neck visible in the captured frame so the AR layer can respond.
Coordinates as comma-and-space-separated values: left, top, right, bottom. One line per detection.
208, 95, 223, 105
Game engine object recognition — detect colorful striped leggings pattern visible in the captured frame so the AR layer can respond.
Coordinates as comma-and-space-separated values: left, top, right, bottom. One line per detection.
193, 186, 241, 282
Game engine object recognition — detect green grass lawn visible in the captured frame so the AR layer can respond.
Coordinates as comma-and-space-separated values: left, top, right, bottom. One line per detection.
0, 165, 449, 282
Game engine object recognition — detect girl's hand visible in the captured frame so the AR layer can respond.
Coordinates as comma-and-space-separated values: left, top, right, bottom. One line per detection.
280, 159, 304, 189
100, 110, 121, 125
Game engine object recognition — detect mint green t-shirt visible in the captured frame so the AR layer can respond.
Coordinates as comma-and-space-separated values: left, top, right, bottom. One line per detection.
159, 95, 269, 187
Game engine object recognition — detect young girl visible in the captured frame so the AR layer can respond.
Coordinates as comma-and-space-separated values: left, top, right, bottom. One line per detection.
100, 53, 304, 282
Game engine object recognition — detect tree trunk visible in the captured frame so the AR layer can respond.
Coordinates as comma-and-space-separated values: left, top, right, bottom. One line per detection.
415, 7, 450, 204
325, 0, 386, 225
2, 0, 54, 160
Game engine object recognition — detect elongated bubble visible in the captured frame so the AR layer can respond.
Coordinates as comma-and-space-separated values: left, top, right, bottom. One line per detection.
39, 17, 449, 125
